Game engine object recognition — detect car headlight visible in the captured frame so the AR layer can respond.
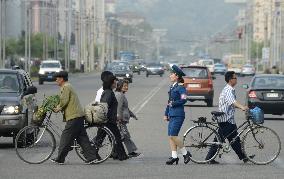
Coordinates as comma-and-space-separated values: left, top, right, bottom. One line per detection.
39, 70, 45, 75
2, 105, 20, 114
126, 74, 130, 77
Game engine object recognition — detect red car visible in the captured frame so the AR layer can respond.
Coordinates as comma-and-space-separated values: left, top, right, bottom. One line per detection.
181, 66, 214, 107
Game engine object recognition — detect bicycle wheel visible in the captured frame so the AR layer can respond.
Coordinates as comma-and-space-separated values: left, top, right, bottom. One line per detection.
15, 125, 56, 164
75, 125, 115, 164
242, 126, 281, 165
183, 125, 222, 164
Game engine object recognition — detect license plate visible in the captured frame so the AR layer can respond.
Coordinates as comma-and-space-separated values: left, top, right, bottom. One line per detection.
48, 75, 52, 79
188, 84, 200, 88
266, 93, 279, 98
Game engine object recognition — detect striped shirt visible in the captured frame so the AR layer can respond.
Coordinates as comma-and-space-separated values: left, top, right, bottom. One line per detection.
218, 84, 236, 124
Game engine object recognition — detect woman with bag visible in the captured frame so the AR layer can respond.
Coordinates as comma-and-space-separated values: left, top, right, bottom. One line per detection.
99, 73, 128, 161
115, 79, 141, 158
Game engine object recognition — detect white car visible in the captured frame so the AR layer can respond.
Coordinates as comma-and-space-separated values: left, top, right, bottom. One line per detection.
241, 64, 255, 76
38, 60, 63, 85
198, 59, 215, 74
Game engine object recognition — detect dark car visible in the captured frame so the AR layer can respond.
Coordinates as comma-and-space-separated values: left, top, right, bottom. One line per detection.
243, 74, 284, 115
109, 64, 133, 83
146, 63, 165, 77
181, 66, 214, 107
0, 69, 38, 143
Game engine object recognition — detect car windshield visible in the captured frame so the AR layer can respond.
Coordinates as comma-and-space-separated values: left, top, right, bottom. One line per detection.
112, 65, 130, 71
182, 68, 208, 79
252, 76, 284, 89
0, 73, 20, 93
215, 64, 224, 67
41, 62, 60, 68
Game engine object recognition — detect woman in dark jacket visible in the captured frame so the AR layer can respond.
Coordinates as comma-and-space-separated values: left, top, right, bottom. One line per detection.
100, 73, 128, 161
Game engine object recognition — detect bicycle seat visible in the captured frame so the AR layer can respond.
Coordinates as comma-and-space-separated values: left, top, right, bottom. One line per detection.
211, 111, 225, 117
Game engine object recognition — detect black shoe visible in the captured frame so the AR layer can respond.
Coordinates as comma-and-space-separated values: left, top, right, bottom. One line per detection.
208, 160, 219, 164
183, 151, 192, 164
50, 158, 64, 165
166, 157, 179, 165
243, 155, 255, 163
118, 155, 129, 161
128, 152, 141, 158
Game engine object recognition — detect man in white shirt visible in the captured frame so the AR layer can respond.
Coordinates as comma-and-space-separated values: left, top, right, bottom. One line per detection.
206, 71, 250, 164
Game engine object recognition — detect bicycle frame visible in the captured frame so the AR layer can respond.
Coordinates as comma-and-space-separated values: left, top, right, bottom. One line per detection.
197, 115, 261, 151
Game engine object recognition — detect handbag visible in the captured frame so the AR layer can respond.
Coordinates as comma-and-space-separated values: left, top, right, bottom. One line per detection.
84, 101, 108, 124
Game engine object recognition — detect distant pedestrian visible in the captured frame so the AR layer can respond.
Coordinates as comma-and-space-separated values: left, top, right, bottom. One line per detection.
164, 65, 191, 165
115, 79, 140, 158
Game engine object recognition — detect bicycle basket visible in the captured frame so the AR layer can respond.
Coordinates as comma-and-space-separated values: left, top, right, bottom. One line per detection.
31, 107, 46, 126
249, 106, 264, 124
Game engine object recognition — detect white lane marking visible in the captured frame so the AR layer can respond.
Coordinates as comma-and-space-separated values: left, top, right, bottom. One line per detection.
132, 79, 168, 114
275, 158, 284, 168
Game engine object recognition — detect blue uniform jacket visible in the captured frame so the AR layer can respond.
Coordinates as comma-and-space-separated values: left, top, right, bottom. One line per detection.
165, 83, 187, 117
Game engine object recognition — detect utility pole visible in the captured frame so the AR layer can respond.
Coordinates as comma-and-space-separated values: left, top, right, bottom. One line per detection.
0, 0, 2, 68
2, 0, 5, 68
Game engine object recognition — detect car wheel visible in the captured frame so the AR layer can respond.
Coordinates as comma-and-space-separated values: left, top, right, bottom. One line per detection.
129, 78, 133, 83
146, 74, 149, 77
160, 74, 163, 77
39, 79, 43, 85
138, 71, 141, 75
206, 99, 213, 107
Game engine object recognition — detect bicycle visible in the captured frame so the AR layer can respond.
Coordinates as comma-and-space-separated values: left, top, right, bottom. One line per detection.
15, 111, 115, 164
183, 111, 281, 165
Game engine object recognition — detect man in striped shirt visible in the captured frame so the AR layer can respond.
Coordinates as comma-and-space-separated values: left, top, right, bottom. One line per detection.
206, 71, 249, 164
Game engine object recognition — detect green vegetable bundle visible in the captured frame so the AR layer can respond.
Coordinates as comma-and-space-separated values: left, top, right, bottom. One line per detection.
33, 95, 60, 124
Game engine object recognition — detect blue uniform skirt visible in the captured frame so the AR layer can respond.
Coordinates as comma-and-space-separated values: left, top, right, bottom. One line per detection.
168, 116, 185, 136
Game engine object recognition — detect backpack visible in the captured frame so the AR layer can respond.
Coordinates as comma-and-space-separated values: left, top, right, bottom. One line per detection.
84, 101, 108, 124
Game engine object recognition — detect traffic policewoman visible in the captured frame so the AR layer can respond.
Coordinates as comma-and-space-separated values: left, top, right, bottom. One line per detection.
164, 65, 191, 165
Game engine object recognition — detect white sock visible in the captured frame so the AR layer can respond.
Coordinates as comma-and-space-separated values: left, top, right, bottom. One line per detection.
171, 151, 178, 158
180, 147, 187, 155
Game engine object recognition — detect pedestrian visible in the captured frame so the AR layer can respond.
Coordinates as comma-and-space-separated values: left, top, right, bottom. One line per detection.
115, 79, 140, 158
205, 71, 251, 164
51, 71, 97, 164
164, 65, 191, 165
99, 72, 128, 161
95, 71, 113, 102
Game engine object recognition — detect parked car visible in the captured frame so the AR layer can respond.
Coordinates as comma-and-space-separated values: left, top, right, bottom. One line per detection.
214, 63, 227, 75
110, 64, 133, 83
38, 60, 63, 85
146, 63, 165, 77
129, 62, 142, 75
0, 68, 37, 144
243, 74, 284, 115
181, 66, 214, 107
241, 64, 255, 76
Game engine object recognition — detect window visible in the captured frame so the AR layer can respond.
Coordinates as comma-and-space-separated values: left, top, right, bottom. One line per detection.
0, 73, 20, 93
182, 68, 208, 79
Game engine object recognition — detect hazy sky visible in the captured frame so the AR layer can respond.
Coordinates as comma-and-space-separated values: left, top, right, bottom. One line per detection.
117, 0, 241, 41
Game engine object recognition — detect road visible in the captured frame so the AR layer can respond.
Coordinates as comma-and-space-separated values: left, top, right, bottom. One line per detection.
0, 72, 283, 179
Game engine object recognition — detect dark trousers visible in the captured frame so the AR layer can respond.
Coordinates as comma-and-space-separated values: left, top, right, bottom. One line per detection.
57, 117, 97, 162
206, 122, 246, 160
97, 122, 127, 160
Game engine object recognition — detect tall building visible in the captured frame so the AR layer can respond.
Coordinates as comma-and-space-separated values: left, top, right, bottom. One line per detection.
252, 0, 274, 43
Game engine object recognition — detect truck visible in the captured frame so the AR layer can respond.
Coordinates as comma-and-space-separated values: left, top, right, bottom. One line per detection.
223, 54, 245, 75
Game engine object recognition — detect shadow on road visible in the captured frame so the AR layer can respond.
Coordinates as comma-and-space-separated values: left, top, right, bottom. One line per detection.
0, 143, 14, 149
264, 118, 284, 121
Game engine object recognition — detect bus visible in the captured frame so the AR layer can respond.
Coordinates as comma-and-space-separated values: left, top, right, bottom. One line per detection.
223, 54, 245, 74
119, 51, 135, 61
